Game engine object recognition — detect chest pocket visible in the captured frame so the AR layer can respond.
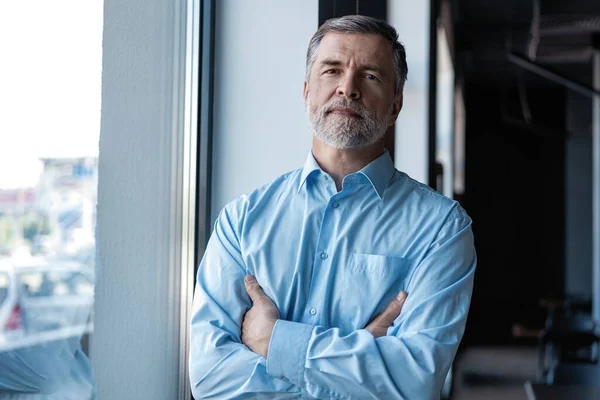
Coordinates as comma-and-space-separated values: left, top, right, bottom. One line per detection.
338, 253, 411, 334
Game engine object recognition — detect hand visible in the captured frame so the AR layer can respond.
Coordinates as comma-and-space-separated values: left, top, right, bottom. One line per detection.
364, 291, 407, 338
241, 275, 280, 357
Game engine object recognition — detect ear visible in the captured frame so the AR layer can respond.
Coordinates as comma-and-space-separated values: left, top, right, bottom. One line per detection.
389, 95, 403, 125
303, 81, 309, 101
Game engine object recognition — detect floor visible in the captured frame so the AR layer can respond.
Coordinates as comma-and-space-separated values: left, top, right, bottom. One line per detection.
451, 346, 539, 400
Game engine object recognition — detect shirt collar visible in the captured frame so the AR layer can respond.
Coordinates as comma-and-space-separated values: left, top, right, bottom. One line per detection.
356, 149, 396, 199
298, 152, 322, 192
297, 149, 396, 199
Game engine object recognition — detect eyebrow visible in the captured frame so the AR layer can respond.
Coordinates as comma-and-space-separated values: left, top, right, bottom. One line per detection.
318, 59, 387, 76
319, 59, 343, 67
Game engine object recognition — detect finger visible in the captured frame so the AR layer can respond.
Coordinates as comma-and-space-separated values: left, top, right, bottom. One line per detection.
244, 274, 267, 303
376, 291, 407, 326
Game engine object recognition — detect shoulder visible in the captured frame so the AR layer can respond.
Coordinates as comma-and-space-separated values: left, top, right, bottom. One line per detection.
391, 171, 471, 224
220, 168, 303, 218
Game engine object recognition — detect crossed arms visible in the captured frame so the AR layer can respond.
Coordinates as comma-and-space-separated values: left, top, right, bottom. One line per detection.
189, 207, 476, 399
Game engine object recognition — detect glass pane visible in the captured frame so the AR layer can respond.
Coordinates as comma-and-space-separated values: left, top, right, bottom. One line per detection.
0, 1, 102, 397
0, 272, 8, 305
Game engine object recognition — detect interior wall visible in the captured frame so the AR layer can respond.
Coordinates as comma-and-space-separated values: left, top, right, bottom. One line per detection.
388, 0, 430, 184
211, 0, 317, 223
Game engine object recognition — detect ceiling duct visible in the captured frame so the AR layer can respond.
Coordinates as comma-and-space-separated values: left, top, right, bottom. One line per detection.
534, 14, 600, 63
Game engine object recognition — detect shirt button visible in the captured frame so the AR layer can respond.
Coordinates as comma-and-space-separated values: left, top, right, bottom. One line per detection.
332, 201, 339, 208
310, 308, 317, 315
320, 252, 328, 260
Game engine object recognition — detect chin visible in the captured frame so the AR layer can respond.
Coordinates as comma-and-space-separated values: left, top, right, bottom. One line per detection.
314, 132, 378, 150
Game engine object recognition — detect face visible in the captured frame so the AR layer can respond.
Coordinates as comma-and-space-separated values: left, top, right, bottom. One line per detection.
304, 33, 402, 149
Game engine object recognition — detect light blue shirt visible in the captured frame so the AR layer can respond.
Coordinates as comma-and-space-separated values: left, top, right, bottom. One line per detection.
189, 150, 476, 399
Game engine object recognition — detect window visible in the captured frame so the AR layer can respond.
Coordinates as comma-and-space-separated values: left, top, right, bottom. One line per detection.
0, 0, 102, 396
0, 272, 8, 306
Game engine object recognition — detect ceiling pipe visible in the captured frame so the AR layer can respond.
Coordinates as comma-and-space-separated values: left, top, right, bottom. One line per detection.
507, 51, 600, 98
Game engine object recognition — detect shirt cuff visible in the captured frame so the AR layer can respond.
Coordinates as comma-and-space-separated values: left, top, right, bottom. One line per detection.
266, 319, 313, 386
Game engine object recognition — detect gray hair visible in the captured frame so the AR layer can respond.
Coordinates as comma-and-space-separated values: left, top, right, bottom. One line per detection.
305, 15, 408, 94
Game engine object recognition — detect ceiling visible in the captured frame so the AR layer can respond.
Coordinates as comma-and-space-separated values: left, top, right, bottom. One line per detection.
451, 0, 600, 90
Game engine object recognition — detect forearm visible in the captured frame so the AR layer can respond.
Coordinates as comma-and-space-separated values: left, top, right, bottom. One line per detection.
266, 322, 455, 400
189, 335, 300, 399
266, 253, 475, 400
190, 300, 301, 398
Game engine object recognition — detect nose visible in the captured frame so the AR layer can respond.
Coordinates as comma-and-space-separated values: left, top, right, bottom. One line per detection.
337, 75, 360, 100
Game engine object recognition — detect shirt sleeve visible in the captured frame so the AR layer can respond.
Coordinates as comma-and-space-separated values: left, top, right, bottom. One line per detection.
189, 204, 301, 399
266, 216, 476, 400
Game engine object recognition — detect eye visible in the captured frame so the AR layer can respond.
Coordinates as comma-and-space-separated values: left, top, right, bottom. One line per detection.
323, 69, 338, 75
365, 74, 378, 81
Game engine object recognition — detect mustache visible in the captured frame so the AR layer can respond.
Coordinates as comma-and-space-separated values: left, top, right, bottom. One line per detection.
321, 99, 366, 118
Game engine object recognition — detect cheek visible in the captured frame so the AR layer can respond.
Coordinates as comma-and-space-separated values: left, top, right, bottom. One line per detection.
308, 90, 329, 112
305, 97, 317, 114
363, 91, 394, 115
313, 79, 339, 99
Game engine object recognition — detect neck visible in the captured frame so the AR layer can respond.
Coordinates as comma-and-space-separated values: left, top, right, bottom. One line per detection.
312, 137, 385, 191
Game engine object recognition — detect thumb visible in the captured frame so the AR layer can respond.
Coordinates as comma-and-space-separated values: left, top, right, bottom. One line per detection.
377, 291, 408, 326
244, 274, 266, 303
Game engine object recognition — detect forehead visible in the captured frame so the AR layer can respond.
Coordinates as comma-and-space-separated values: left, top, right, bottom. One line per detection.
315, 32, 394, 67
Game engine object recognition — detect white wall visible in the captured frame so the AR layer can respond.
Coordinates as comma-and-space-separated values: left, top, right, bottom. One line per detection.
436, 26, 454, 198
388, 0, 430, 184
211, 0, 317, 222
92, 0, 191, 398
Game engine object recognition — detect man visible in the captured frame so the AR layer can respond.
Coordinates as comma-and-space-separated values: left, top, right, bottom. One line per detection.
189, 15, 476, 399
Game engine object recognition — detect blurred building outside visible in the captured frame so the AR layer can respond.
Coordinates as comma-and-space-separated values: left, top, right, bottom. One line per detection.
0, 157, 97, 269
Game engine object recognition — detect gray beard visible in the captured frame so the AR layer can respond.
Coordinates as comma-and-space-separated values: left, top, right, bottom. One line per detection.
307, 97, 390, 149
